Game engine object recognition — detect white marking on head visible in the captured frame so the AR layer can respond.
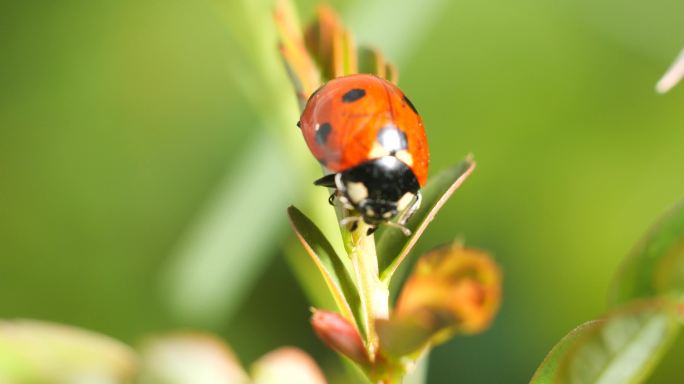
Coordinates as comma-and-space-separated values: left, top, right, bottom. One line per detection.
334, 173, 345, 191
397, 192, 416, 212
365, 206, 376, 217
377, 126, 404, 151
395, 150, 413, 167
368, 142, 390, 159
346, 181, 368, 204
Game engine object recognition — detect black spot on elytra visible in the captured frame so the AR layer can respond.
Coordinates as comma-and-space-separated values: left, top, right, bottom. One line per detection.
342, 88, 366, 103
316, 123, 332, 145
403, 95, 418, 115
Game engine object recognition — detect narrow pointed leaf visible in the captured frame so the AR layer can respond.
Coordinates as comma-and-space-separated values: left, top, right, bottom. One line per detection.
385, 63, 399, 84
377, 159, 476, 282
287, 206, 363, 332
305, 6, 358, 81
532, 300, 680, 384
610, 199, 684, 306
339, 28, 358, 76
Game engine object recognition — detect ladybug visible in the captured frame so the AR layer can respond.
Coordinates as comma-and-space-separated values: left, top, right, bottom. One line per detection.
298, 74, 429, 235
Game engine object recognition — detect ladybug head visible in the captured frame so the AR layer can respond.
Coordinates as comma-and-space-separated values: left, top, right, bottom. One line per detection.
337, 156, 420, 229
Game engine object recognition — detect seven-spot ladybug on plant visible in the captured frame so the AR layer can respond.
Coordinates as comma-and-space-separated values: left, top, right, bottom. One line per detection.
298, 74, 429, 235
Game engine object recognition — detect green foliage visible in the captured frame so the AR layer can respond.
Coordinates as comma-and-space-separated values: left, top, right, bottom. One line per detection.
556, 301, 679, 384
533, 301, 680, 384
610, 200, 684, 306
531, 321, 604, 383
533, 198, 684, 383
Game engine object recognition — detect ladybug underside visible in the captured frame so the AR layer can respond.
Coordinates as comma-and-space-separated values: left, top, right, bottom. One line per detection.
314, 156, 421, 233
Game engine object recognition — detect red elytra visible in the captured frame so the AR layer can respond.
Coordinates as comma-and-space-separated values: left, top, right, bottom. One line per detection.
298, 74, 429, 234
299, 74, 429, 186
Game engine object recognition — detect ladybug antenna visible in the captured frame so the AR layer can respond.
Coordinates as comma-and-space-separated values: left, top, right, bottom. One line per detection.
384, 221, 412, 237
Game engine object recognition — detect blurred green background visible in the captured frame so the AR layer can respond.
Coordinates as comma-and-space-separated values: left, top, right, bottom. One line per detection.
1, 0, 684, 382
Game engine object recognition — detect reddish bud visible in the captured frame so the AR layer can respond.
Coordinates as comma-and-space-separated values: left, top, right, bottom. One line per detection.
310, 309, 369, 365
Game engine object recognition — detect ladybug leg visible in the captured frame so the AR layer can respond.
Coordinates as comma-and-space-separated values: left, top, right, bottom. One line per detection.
328, 193, 336, 206
384, 221, 412, 236
397, 191, 422, 226
337, 195, 354, 211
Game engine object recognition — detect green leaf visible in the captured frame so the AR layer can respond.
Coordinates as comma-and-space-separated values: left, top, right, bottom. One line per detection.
530, 320, 604, 383
287, 206, 363, 334
531, 300, 680, 384
376, 159, 476, 283
610, 199, 684, 306
0, 320, 138, 383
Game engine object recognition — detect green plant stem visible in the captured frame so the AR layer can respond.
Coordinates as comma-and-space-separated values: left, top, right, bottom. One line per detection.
350, 221, 389, 360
